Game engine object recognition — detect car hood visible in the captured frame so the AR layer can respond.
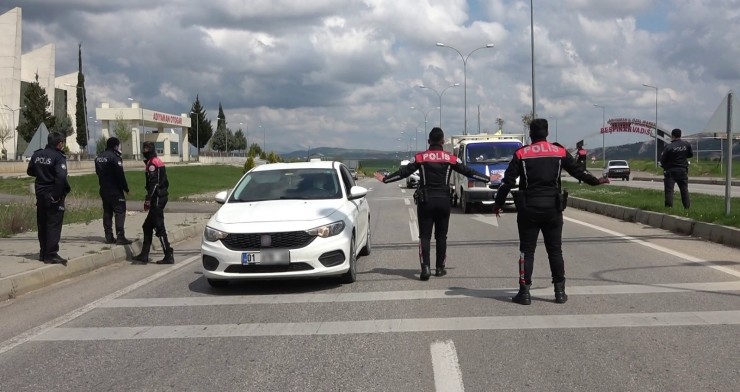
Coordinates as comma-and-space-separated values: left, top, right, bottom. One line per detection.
214, 199, 341, 224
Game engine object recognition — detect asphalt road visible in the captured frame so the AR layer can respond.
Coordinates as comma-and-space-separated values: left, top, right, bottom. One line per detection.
1, 177, 739, 391
563, 174, 740, 197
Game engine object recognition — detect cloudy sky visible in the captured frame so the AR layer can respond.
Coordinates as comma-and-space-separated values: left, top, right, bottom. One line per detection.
8, 0, 740, 153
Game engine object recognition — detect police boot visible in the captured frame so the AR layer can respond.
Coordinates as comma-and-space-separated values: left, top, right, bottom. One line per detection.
104, 233, 116, 244
115, 231, 133, 245
435, 265, 447, 277
512, 284, 531, 305
420, 265, 431, 281
132, 237, 152, 264
156, 248, 175, 265
554, 280, 568, 304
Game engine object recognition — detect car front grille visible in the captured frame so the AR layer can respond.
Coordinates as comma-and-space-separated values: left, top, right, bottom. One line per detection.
224, 263, 314, 274
221, 231, 316, 251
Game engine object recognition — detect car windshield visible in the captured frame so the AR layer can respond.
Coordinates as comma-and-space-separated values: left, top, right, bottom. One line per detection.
609, 160, 628, 166
229, 168, 342, 202
466, 142, 520, 163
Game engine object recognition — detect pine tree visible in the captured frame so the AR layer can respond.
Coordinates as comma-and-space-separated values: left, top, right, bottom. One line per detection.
17, 73, 53, 143
188, 95, 213, 154
233, 129, 247, 151
216, 102, 225, 133
75, 44, 89, 151
53, 113, 74, 138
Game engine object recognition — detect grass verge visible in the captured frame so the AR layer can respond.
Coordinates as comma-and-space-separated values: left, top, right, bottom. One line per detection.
0, 195, 101, 238
563, 183, 740, 228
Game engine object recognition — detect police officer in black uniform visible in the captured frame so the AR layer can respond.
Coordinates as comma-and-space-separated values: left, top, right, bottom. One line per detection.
492, 119, 609, 305
660, 128, 693, 209
26, 131, 71, 264
95, 137, 132, 245
575, 140, 588, 184
132, 141, 174, 264
376, 127, 491, 281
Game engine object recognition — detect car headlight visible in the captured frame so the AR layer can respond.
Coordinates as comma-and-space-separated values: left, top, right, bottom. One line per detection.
306, 221, 345, 238
204, 226, 228, 242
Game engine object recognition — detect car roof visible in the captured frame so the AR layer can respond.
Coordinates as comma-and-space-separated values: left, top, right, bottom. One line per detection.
251, 161, 339, 171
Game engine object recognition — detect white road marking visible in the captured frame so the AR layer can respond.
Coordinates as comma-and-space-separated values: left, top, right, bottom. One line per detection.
564, 216, 740, 278
408, 207, 419, 241
0, 255, 200, 355
401, 189, 407, 194
33, 310, 740, 341
99, 281, 740, 308
431, 340, 465, 392
404, 198, 411, 206
471, 213, 498, 227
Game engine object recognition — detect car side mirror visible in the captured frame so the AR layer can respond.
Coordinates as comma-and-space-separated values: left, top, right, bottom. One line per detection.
215, 191, 228, 204
348, 185, 368, 200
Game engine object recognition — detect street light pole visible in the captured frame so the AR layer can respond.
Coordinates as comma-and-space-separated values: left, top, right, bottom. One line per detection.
594, 104, 606, 167
642, 83, 659, 167
410, 106, 439, 151
419, 83, 459, 129
436, 43, 494, 135
530, 0, 537, 118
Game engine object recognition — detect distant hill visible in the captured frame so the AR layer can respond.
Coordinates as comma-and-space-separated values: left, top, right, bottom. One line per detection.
281, 147, 408, 161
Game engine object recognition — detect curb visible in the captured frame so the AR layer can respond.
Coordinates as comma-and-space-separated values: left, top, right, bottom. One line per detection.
568, 197, 740, 249
632, 176, 740, 186
0, 222, 206, 301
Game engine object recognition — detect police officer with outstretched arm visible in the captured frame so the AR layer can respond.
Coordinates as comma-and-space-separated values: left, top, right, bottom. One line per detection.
95, 137, 132, 245
660, 128, 693, 209
376, 127, 492, 281
26, 131, 71, 264
132, 141, 174, 264
492, 119, 609, 305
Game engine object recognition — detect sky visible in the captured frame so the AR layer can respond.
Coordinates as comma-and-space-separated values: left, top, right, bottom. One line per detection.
7, 0, 740, 153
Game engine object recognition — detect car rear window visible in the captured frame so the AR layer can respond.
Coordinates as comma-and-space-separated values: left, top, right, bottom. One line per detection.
609, 160, 628, 166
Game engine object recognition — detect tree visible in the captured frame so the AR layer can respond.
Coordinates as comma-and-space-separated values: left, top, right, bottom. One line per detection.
259, 151, 267, 160
521, 111, 534, 132
17, 73, 54, 142
210, 127, 233, 152
496, 117, 504, 132
95, 135, 107, 155
188, 95, 213, 153
53, 113, 74, 138
267, 151, 279, 163
248, 143, 262, 158
113, 113, 131, 143
243, 156, 256, 173
0, 126, 13, 159
216, 102, 226, 134
75, 44, 89, 151
233, 129, 247, 151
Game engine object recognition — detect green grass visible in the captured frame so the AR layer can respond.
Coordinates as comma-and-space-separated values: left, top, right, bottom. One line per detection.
605, 159, 740, 178
0, 197, 101, 238
563, 183, 740, 228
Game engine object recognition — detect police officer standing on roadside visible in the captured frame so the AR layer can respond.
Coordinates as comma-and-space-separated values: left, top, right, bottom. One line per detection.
575, 140, 588, 184
132, 141, 174, 264
95, 137, 132, 245
492, 119, 609, 305
376, 127, 491, 281
26, 131, 71, 265
660, 128, 693, 209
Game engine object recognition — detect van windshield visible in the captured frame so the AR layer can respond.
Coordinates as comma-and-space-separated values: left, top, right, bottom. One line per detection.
466, 142, 521, 163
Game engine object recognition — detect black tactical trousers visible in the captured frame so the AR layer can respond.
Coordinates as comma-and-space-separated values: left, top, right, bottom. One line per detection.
36, 193, 65, 259
417, 196, 451, 268
664, 168, 690, 209
142, 204, 170, 253
101, 192, 127, 236
516, 207, 564, 285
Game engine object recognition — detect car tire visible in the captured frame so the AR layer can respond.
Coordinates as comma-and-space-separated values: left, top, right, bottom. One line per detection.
461, 190, 472, 214
339, 235, 357, 284
207, 278, 229, 288
359, 221, 371, 256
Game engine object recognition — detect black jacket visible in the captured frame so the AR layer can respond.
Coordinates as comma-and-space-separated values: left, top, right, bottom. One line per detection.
144, 154, 169, 207
660, 139, 693, 171
383, 145, 489, 197
95, 148, 129, 196
494, 140, 599, 208
26, 145, 71, 200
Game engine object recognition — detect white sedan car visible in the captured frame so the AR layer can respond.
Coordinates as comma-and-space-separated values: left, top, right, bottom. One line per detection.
201, 160, 371, 287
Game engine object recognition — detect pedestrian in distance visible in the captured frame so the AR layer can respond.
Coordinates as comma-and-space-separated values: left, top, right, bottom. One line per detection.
95, 137, 132, 245
660, 128, 693, 209
132, 141, 174, 264
492, 119, 610, 305
575, 140, 588, 184
26, 131, 71, 265
375, 127, 493, 281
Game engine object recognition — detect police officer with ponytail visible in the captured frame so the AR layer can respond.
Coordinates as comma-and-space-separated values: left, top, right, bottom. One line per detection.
376, 127, 491, 281
492, 119, 609, 305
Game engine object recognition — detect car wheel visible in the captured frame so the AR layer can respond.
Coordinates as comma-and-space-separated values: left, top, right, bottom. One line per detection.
359, 221, 371, 256
339, 234, 357, 284
207, 278, 229, 288
461, 190, 472, 214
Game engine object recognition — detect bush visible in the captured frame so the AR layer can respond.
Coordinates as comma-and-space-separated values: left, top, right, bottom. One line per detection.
244, 156, 256, 173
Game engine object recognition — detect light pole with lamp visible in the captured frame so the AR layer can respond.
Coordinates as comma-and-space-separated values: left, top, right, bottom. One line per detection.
2, 105, 20, 160
189, 110, 199, 160
529, 0, 537, 118
642, 83, 659, 167
410, 106, 439, 151
594, 104, 606, 168
418, 83, 459, 129
435, 42, 495, 135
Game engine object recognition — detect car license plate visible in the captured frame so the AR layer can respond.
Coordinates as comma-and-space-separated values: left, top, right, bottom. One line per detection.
241, 250, 290, 265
